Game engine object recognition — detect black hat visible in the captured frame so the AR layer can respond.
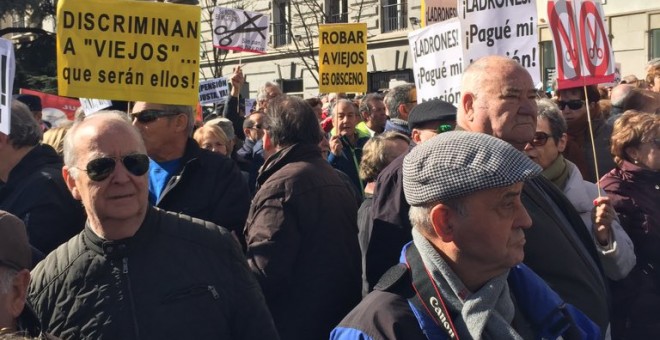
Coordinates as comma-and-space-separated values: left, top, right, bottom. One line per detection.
407, 99, 456, 130
14, 94, 42, 111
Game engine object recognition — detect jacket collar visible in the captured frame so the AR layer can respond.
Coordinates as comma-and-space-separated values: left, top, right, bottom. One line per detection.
256, 143, 321, 186
82, 207, 158, 258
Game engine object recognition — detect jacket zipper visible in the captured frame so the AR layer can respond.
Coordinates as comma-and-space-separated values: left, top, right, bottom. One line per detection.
123, 257, 141, 340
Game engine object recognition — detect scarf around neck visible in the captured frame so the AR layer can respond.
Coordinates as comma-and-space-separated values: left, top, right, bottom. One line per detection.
541, 154, 570, 190
412, 229, 522, 340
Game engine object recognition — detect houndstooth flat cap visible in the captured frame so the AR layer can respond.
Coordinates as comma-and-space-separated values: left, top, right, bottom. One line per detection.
403, 131, 542, 206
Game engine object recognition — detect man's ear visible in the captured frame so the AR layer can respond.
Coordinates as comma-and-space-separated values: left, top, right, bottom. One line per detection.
461, 92, 475, 122
411, 129, 422, 144
8, 269, 30, 319
361, 110, 370, 122
429, 204, 454, 242
174, 114, 189, 133
62, 166, 81, 200
262, 130, 273, 152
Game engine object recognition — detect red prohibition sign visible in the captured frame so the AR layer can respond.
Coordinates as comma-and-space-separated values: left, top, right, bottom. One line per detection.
578, 1, 611, 77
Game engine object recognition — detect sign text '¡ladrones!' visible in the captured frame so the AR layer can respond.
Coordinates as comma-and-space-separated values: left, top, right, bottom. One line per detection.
61, 11, 198, 39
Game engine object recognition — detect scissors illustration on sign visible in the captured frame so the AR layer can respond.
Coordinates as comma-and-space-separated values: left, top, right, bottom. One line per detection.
215, 12, 268, 46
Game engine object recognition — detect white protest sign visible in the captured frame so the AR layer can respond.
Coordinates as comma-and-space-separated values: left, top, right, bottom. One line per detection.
198, 77, 228, 105
245, 98, 256, 115
423, 0, 458, 26
0, 38, 15, 135
213, 8, 269, 54
459, 0, 539, 85
409, 18, 463, 106
547, 0, 615, 89
80, 98, 112, 115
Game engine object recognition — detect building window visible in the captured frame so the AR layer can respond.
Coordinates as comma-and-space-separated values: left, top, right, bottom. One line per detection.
540, 40, 556, 93
381, 0, 407, 33
327, 0, 349, 23
651, 29, 660, 60
273, 1, 291, 47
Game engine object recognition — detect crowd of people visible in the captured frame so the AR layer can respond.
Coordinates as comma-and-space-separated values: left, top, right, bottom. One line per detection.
0, 55, 658, 340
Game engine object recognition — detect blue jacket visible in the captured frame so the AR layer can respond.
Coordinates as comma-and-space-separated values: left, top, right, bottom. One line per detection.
327, 136, 370, 198
331, 243, 601, 340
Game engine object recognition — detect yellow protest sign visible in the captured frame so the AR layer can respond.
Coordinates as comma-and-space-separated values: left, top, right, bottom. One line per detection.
319, 23, 367, 93
56, 0, 201, 106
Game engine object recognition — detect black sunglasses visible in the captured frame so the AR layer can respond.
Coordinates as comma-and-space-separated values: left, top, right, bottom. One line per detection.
78, 154, 149, 181
530, 132, 552, 147
131, 109, 180, 123
557, 100, 585, 110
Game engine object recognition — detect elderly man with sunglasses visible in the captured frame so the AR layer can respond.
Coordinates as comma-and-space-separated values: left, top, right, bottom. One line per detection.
28, 111, 279, 339
130, 102, 250, 246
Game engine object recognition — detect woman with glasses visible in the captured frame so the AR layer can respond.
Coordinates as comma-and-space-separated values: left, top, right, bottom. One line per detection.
524, 98, 635, 283
555, 84, 617, 182
600, 110, 660, 339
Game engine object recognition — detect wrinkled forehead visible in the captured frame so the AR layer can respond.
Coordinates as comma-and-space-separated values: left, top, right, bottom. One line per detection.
75, 121, 145, 160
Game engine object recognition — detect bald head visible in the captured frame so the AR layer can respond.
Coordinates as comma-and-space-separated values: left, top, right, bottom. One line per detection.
458, 56, 537, 150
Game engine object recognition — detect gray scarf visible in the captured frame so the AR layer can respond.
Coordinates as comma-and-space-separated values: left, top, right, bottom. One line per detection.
412, 229, 522, 340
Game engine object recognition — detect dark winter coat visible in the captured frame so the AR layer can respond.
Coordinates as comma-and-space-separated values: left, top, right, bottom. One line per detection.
601, 161, 660, 339
0, 144, 85, 254
245, 143, 362, 340
28, 207, 279, 340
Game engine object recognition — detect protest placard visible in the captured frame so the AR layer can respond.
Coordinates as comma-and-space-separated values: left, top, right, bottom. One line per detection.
245, 98, 256, 115
547, 0, 615, 89
56, 0, 201, 106
409, 18, 463, 106
422, 0, 458, 26
80, 98, 112, 115
319, 23, 368, 93
20, 89, 80, 120
213, 8, 269, 54
458, 0, 540, 85
198, 77, 228, 105
0, 38, 15, 135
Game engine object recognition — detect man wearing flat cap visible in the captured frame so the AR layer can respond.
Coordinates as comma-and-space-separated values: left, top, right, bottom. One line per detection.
0, 210, 53, 338
332, 131, 600, 340
365, 99, 456, 294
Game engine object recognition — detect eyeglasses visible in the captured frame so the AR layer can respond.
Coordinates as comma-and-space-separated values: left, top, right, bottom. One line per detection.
530, 132, 552, 147
77, 154, 149, 181
131, 109, 180, 123
557, 100, 585, 110
436, 124, 453, 134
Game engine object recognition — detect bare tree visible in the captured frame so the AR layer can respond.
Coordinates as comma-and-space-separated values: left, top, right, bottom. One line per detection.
274, 0, 368, 86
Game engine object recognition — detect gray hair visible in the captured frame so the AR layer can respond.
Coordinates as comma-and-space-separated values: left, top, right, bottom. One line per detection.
265, 96, 321, 147
164, 104, 195, 136
409, 198, 466, 235
0, 266, 17, 294
7, 100, 42, 148
359, 131, 410, 182
536, 98, 567, 141
257, 81, 281, 102
329, 98, 357, 118
63, 110, 140, 179
385, 84, 415, 119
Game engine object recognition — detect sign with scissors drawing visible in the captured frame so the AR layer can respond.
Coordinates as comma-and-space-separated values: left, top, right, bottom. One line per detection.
213, 8, 269, 54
